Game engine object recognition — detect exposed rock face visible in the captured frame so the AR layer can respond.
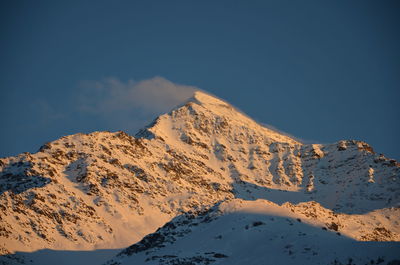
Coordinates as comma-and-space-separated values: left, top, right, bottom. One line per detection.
0, 91, 399, 264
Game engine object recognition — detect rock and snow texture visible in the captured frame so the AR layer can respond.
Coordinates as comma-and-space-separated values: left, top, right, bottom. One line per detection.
0, 91, 399, 265
107, 199, 400, 265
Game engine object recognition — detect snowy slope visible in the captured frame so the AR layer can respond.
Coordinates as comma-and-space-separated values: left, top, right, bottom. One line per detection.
106, 199, 400, 265
1, 91, 399, 265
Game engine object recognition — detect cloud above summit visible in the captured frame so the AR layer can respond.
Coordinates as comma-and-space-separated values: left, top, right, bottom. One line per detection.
74, 76, 199, 134
79, 76, 197, 115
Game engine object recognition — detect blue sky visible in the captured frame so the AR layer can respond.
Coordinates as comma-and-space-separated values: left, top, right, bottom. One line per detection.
1, 0, 399, 159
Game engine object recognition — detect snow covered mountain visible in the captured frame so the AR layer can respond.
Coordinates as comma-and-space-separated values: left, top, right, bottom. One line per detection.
1, 91, 399, 265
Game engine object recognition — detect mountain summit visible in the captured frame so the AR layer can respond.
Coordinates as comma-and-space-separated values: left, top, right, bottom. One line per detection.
1, 92, 399, 265
137, 91, 299, 145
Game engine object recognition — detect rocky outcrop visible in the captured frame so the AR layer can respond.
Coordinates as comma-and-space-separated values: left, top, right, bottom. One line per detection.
0, 92, 399, 264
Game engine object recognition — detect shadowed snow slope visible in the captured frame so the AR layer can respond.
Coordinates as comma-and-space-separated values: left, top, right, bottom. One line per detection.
1, 91, 399, 265
106, 199, 400, 265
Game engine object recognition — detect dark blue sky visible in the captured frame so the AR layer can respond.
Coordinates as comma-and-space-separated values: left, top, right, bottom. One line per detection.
1, 1, 399, 159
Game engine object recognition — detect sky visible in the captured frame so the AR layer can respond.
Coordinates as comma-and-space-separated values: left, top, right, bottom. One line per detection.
1, 0, 399, 160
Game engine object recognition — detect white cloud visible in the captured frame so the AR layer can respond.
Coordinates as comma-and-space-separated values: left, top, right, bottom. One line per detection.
78, 76, 197, 115
77, 76, 198, 132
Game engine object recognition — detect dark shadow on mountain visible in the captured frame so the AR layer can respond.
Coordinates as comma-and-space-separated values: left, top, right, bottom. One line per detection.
232, 179, 397, 215
226, 145, 399, 215
0, 248, 122, 265
233, 180, 308, 204
0, 161, 51, 196
107, 203, 400, 265
63, 157, 89, 183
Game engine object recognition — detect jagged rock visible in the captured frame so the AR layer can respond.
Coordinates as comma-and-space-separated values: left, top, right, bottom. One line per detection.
0, 92, 399, 265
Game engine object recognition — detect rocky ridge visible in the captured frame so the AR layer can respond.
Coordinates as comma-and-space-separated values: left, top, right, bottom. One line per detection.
0, 91, 399, 264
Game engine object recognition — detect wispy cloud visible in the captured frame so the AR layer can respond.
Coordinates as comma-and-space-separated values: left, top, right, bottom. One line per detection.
78, 76, 197, 114
77, 76, 198, 132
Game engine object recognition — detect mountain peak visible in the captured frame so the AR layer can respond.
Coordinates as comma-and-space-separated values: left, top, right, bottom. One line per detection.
137, 91, 300, 145
189, 91, 231, 108
1, 90, 399, 265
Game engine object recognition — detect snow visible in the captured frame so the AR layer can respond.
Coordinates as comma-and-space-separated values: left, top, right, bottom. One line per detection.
0, 91, 399, 265
107, 199, 400, 265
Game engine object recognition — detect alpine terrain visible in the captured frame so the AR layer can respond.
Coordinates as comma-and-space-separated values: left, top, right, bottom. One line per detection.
1, 91, 399, 265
